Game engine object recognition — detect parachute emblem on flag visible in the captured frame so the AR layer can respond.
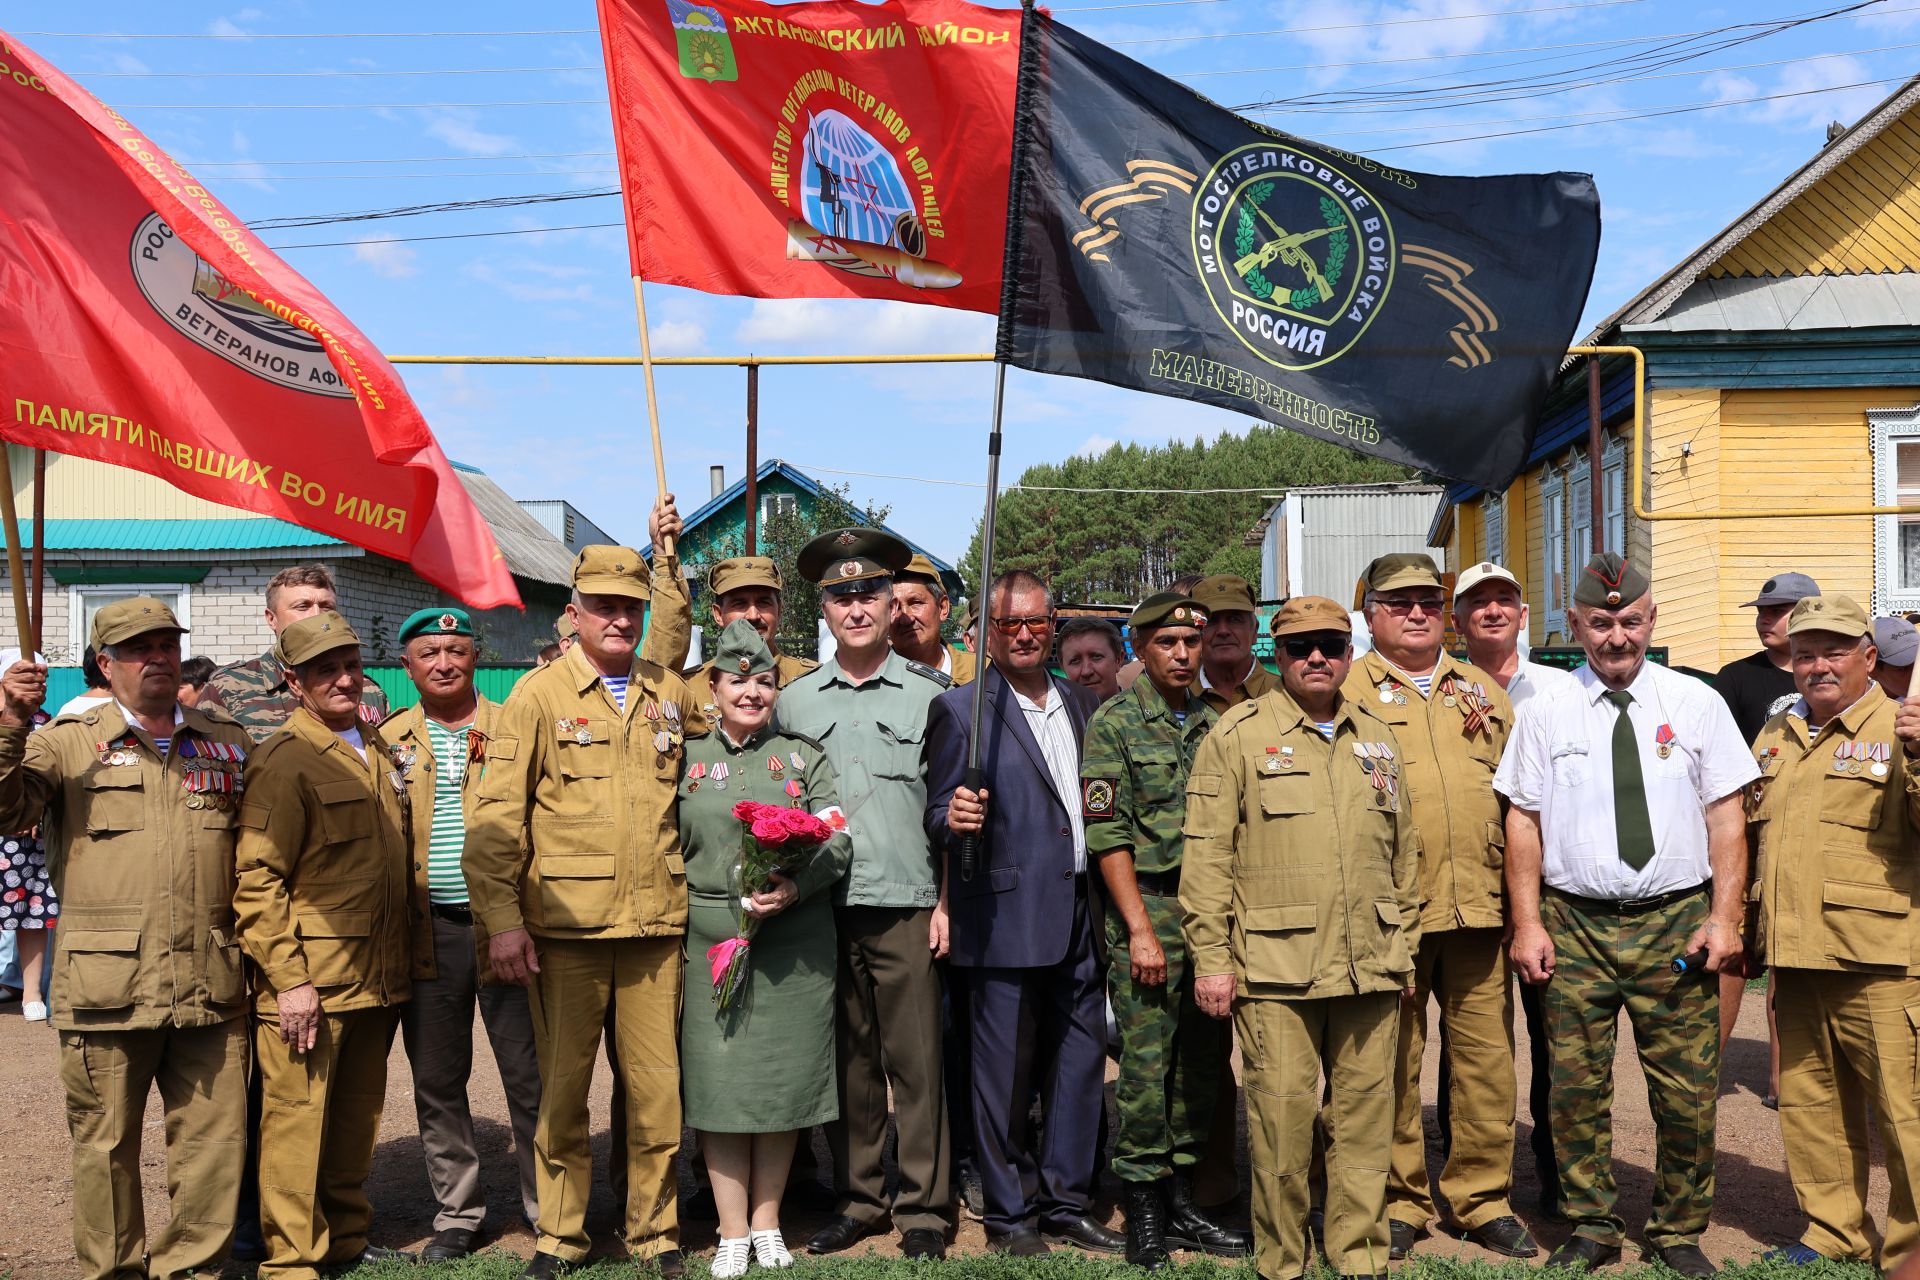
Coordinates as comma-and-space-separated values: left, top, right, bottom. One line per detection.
667, 0, 737, 82
783, 109, 962, 291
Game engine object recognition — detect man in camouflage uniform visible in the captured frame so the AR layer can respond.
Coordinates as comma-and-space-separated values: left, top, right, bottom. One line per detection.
1082, 592, 1250, 1270
1498, 553, 1756, 1279
202, 563, 387, 741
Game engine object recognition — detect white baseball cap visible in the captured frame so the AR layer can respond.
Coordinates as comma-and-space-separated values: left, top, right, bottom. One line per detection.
1453, 561, 1523, 602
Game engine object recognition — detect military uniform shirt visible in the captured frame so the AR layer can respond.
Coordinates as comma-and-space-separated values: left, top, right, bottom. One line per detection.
1081, 677, 1217, 873
202, 649, 388, 743
1198, 659, 1281, 714
778, 649, 944, 908
422, 718, 471, 905
1496, 661, 1757, 900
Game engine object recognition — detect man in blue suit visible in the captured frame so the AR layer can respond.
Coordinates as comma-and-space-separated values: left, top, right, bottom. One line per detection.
926, 569, 1122, 1257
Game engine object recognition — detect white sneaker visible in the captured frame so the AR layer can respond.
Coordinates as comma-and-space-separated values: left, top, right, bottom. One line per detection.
22, 1001, 47, 1023
713, 1237, 751, 1279
750, 1230, 793, 1269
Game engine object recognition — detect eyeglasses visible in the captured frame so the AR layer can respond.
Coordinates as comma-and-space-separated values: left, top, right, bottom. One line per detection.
1367, 596, 1447, 617
988, 614, 1054, 637
1281, 635, 1351, 659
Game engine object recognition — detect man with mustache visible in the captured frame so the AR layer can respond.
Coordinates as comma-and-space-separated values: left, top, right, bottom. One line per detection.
684, 557, 817, 690
892, 554, 976, 687
1498, 553, 1757, 1279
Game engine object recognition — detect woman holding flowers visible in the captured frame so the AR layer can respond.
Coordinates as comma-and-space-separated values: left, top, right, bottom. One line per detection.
677, 620, 851, 1277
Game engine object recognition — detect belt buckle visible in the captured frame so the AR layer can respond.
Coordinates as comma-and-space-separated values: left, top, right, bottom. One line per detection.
1617, 894, 1655, 913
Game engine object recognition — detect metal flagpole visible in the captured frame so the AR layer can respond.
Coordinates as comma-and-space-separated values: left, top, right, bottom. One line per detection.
956, 366, 1008, 883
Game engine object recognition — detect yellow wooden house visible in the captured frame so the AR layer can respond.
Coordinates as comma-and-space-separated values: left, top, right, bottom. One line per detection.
1429, 73, 1920, 672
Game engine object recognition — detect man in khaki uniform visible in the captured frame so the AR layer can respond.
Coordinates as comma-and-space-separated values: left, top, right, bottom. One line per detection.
1754, 595, 1920, 1270
0, 599, 253, 1280
1193, 574, 1280, 713
891, 553, 976, 686
684, 556, 818, 689
1182, 596, 1420, 1280
467, 545, 708, 1280
1342, 553, 1533, 1259
234, 612, 416, 1280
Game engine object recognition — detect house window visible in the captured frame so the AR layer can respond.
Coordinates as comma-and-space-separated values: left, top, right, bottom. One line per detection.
1542, 471, 1567, 634
1483, 492, 1505, 565
1871, 406, 1920, 613
1602, 444, 1628, 555
71, 585, 192, 659
1569, 455, 1593, 565
761, 493, 797, 523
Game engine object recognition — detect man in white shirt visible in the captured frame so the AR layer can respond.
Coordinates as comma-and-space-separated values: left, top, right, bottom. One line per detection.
1497, 553, 1757, 1279
1453, 561, 1572, 1220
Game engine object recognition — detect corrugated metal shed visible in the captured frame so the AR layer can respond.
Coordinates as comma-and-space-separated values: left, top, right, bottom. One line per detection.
1294, 487, 1446, 600
20, 517, 340, 551
1624, 273, 1920, 333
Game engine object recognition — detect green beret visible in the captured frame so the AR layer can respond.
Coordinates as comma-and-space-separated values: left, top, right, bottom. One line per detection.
277, 611, 361, 667
398, 607, 474, 645
1572, 552, 1651, 610
709, 618, 777, 677
1130, 592, 1208, 633
796, 527, 911, 594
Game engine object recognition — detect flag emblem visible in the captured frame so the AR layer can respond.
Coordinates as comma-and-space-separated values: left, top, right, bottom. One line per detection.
667, 0, 737, 82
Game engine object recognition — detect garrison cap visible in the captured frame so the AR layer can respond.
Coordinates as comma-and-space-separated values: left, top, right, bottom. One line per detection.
1269, 596, 1352, 638
1129, 592, 1207, 633
1875, 617, 1919, 667
1744, 572, 1821, 608
1361, 553, 1444, 595
1572, 552, 1651, 609
708, 556, 784, 598
554, 614, 577, 641
572, 545, 651, 601
398, 607, 473, 645
1786, 594, 1871, 640
897, 553, 948, 596
797, 527, 911, 594
277, 611, 361, 667
90, 596, 188, 648
710, 618, 778, 678
1191, 574, 1256, 615
1454, 561, 1522, 601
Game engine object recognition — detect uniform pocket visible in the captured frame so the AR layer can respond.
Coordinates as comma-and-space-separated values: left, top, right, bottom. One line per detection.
1550, 747, 1591, 789
298, 907, 372, 989
1820, 880, 1911, 968
1238, 902, 1319, 987
83, 771, 145, 835
313, 778, 372, 848
537, 852, 617, 928
1375, 899, 1413, 974
873, 719, 926, 781
1822, 775, 1886, 831
63, 928, 141, 1010
1906, 1005, 1920, 1101
207, 925, 246, 1006
1257, 771, 1314, 817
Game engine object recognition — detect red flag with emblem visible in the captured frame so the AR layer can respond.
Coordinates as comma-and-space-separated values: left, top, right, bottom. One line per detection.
0, 32, 521, 610
598, 0, 1019, 314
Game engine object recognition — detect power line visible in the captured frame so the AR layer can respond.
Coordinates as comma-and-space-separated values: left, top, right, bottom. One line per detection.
268, 222, 624, 250
181, 150, 615, 167
75, 64, 601, 78
114, 98, 605, 109
1108, 0, 1650, 46
791, 464, 1288, 496
250, 188, 618, 229
217, 169, 619, 181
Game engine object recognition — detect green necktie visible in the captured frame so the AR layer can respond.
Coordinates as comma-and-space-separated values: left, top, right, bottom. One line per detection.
1604, 690, 1656, 872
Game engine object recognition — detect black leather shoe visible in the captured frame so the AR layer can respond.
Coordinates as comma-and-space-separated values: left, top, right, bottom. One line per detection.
988, 1227, 1051, 1257
521, 1253, 571, 1280
900, 1229, 946, 1260
1389, 1220, 1419, 1261
1167, 1173, 1253, 1256
646, 1250, 686, 1279
421, 1228, 480, 1262
1461, 1215, 1540, 1258
1648, 1243, 1717, 1278
1546, 1236, 1622, 1271
329, 1246, 415, 1273
1125, 1183, 1172, 1271
806, 1216, 878, 1255
1044, 1216, 1125, 1254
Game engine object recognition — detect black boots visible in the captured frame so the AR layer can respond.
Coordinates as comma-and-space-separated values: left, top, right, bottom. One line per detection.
1166, 1172, 1255, 1256
1125, 1182, 1172, 1271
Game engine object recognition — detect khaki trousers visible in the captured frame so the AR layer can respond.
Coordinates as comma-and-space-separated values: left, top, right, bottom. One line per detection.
1241, 991, 1398, 1280
1775, 968, 1920, 1269
255, 1007, 399, 1280
399, 911, 543, 1231
1388, 926, 1517, 1230
526, 935, 682, 1262
60, 1020, 248, 1280
829, 903, 950, 1234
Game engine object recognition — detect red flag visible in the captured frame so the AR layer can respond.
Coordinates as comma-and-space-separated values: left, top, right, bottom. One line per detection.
598, 0, 1019, 314
0, 33, 521, 610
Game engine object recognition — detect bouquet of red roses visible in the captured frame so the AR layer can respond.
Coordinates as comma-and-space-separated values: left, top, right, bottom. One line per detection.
707, 800, 840, 1009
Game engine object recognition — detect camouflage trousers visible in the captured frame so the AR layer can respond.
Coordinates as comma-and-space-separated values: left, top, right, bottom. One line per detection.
1104, 892, 1223, 1183
1543, 888, 1719, 1249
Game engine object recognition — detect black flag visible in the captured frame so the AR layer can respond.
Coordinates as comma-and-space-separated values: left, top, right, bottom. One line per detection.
996, 13, 1602, 489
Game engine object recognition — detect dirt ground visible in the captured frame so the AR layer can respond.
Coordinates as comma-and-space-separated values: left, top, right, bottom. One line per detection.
0, 980, 1855, 1277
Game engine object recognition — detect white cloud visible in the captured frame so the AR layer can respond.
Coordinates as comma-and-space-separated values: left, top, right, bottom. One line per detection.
732, 297, 993, 352
733, 299, 841, 344
464, 260, 596, 303
426, 113, 519, 157
650, 320, 707, 354
352, 237, 419, 279
1074, 434, 1120, 458
206, 16, 251, 40
1704, 56, 1886, 136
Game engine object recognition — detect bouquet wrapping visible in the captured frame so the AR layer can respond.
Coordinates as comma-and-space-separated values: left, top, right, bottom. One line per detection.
707, 799, 841, 1009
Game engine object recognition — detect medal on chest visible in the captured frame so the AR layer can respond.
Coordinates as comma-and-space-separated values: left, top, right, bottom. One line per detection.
711, 762, 730, 792
1654, 724, 1676, 760
1263, 745, 1293, 773
1870, 742, 1891, 777
1378, 679, 1405, 706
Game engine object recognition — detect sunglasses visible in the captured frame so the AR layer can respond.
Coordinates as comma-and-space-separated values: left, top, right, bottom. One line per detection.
1367, 596, 1447, 617
988, 614, 1054, 637
1280, 635, 1351, 659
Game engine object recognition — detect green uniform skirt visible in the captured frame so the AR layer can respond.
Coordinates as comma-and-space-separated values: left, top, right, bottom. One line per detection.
680, 889, 840, 1133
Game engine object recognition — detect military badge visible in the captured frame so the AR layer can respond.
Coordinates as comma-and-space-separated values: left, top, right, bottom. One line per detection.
1081, 777, 1117, 818
839, 560, 863, 580
438, 613, 458, 632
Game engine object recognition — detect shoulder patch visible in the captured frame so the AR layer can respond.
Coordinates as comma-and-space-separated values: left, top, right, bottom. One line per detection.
196, 702, 237, 724
905, 660, 952, 688
1081, 777, 1117, 819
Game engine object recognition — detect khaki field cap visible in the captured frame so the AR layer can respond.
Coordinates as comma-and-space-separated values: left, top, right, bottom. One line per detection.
1454, 561, 1522, 601
1786, 594, 1872, 640
572, 544, 651, 601
708, 556, 784, 597
1191, 574, 1256, 615
554, 614, 577, 641
277, 611, 362, 666
90, 596, 188, 649
1129, 592, 1207, 633
1269, 596, 1352, 638
898, 553, 945, 588
1362, 553, 1444, 594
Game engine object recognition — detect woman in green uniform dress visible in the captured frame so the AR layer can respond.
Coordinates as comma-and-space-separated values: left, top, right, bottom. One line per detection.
678, 620, 850, 1277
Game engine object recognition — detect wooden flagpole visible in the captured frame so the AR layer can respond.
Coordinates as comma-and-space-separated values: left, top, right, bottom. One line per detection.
0, 445, 37, 658
631, 275, 676, 559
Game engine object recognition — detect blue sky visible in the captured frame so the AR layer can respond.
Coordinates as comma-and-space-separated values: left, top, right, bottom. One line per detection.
9, 0, 1917, 561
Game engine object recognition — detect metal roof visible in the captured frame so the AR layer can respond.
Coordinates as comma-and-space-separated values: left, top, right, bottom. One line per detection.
20, 518, 341, 551
451, 468, 576, 587
1621, 272, 1920, 333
